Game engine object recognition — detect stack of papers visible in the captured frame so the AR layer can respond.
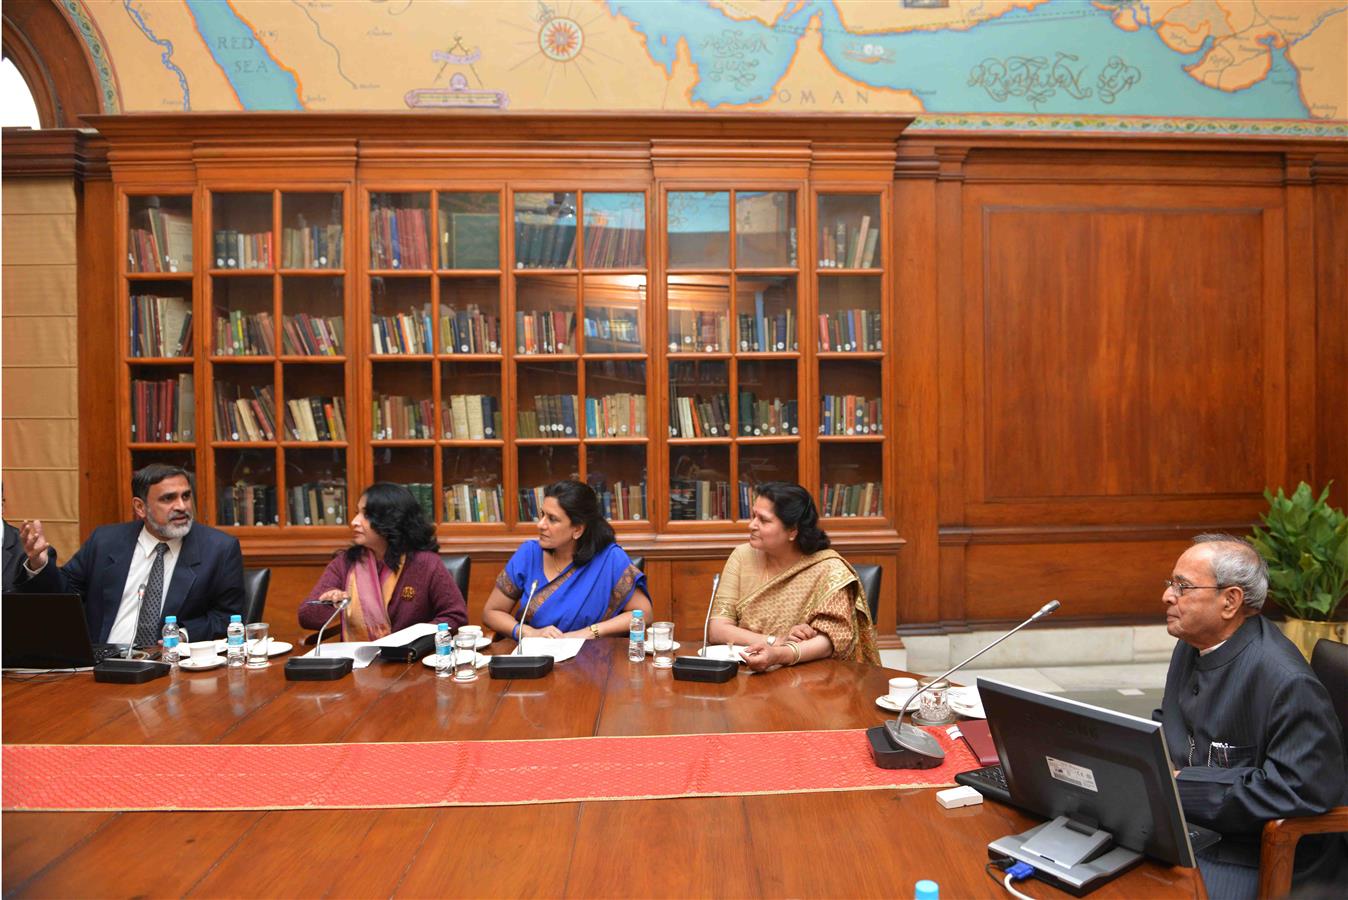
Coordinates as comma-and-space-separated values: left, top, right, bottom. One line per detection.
299, 623, 440, 668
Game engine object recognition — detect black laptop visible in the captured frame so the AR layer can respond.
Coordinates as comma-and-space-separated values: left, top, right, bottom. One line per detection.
2, 592, 126, 669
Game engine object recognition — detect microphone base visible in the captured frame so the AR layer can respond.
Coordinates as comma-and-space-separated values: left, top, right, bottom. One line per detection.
867, 724, 946, 770
488, 655, 554, 679
672, 656, 738, 683
93, 659, 171, 684
285, 656, 354, 681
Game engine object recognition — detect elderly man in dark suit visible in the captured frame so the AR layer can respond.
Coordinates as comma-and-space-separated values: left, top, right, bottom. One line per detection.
19, 464, 243, 643
1159, 533, 1346, 899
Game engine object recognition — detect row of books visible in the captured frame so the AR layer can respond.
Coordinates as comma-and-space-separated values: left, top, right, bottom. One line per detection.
593, 479, 646, 521
445, 482, 505, 523
518, 395, 579, 438
818, 309, 882, 352
585, 393, 646, 438
215, 310, 275, 356
821, 481, 883, 517
283, 396, 347, 442
582, 307, 642, 353
283, 220, 343, 269
668, 310, 730, 353
444, 394, 502, 440
214, 383, 277, 441
581, 221, 643, 268
128, 207, 193, 273
401, 483, 436, 522
737, 309, 797, 352
738, 394, 799, 436
212, 230, 272, 269
670, 479, 730, 521
820, 395, 883, 435
131, 374, 195, 442
516, 310, 576, 354
371, 205, 432, 270
442, 305, 501, 354
819, 216, 879, 269
371, 395, 435, 440
130, 294, 192, 358
284, 313, 344, 356
671, 393, 730, 439
289, 480, 348, 526
372, 306, 434, 354
514, 217, 577, 269
218, 483, 277, 527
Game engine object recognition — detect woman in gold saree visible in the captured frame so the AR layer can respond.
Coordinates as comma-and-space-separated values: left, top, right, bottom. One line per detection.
708, 482, 879, 671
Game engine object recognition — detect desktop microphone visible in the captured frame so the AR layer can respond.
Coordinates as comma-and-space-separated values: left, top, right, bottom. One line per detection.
673, 573, 737, 683
870, 600, 1060, 769
285, 596, 354, 681
489, 580, 553, 679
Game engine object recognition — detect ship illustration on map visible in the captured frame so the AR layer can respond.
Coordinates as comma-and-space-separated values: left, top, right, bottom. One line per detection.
405, 39, 509, 109
843, 42, 895, 65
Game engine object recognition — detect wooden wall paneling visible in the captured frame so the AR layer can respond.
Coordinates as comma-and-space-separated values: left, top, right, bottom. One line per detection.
935, 146, 969, 626
1314, 175, 1348, 510
1283, 155, 1317, 492
77, 174, 117, 536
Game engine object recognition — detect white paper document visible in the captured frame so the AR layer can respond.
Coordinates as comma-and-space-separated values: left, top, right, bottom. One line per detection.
517, 637, 585, 662
300, 623, 442, 668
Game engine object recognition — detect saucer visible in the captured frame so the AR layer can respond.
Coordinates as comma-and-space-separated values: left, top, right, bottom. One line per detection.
178, 656, 226, 671
948, 686, 986, 719
420, 652, 490, 669
875, 693, 917, 712
643, 640, 681, 654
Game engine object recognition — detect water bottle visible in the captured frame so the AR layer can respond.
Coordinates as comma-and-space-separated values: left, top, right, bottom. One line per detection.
162, 615, 181, 666
628, 610, 645, 662
226, 614, 246, 667
434, 622, 453, 678
915, 879, 939, 900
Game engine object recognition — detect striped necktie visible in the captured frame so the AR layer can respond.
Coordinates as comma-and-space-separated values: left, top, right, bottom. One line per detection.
134, 542, 170, 648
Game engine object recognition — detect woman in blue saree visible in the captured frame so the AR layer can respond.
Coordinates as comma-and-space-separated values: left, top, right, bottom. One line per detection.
481, 480, 651, 639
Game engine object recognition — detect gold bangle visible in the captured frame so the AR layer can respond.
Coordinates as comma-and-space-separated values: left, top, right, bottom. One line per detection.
589, 623, 601, 639
786, 641, 801, 665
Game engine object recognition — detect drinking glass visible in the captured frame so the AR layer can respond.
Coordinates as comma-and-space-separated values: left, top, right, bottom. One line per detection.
453, 631, 479, 682
651, 621, 675, 668
913, 678, 952, 725
245, 622, 270, 668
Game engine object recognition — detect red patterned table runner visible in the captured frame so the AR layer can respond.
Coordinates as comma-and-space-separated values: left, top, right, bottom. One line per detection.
4, 727, 975, 811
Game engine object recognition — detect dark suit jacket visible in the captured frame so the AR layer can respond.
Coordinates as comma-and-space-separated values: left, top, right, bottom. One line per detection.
21, 520, 244, 641
3, 520, 28, 593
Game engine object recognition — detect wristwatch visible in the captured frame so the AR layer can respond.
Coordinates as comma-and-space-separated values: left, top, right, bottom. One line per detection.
766, 635, 776, 646
590, 623, 601, 639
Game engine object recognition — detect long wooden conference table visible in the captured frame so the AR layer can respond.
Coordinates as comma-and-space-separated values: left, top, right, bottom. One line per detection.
2, 640, 1203, 898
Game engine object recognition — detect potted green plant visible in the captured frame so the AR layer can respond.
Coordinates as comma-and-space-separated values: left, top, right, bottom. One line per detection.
1249, 482, 1348, 660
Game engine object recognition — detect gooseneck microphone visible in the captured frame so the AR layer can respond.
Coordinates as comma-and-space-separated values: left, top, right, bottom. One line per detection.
515, 580, 537, 656
872, 600, 1060, 769
286, 596, 355, 681
700, 574, 721, 657
674, 573, 737, 683
311, 596, 350, 657
489, 580, 553, 679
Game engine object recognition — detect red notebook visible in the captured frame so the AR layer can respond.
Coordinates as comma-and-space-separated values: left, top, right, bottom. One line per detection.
959, 719, 1001, 766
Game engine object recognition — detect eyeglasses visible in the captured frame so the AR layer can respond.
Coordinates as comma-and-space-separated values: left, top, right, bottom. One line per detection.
1163, 578, 1222, 597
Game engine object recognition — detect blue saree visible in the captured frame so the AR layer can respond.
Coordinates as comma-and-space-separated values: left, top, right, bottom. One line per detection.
494, 541, 647, 632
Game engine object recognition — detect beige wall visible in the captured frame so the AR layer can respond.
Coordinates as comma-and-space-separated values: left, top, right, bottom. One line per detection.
2, 176, 80, 553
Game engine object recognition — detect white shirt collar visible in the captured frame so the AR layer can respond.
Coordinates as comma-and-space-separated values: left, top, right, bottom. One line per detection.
137, 525, 184, 558
1199, 639, 1226, 656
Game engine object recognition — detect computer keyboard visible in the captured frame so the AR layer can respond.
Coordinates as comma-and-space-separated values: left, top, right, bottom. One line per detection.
955, 763, 1011, 804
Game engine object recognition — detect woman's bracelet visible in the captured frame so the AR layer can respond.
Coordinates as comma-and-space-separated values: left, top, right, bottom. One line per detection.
785, 641, 802, 665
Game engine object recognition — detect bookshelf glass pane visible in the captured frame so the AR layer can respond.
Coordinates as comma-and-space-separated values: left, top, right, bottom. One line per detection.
735, 191, 796, 269
587, 446, 648, 521
440, 361, 502, 440
211, 192, 273, 270
820, 443, 883, 517
818, 194, 881, 269
444, 447, 504, 523
370, 276, 433, 354
212, 363, 276, 442
216, 448, 278, 526
132, 450, 195, 479
439, 192, 500, 270
372, 447, 436, 521
738, 445, 799, 518
669, 446, 730, 521
818, 359, 884, 435
817, 275, 882, 352
372, 361, 435, 440
130, 364, 194, 444
128, 195, 193, 274
514, 192, 577, 270
284, 448, 348, 526
667, 274, 729, 353
441, 276, 501, 354
668, 191, 729, 269
582, 192, 645, 268
370, 192, 431, 270
516, 360, 578, 439
130, 282, 193, 358
669, 360, 729, 439
212, 276, 274, 357
281, 192, 344, 270
735, 275, 796, 353
585, 360, 646, 438
519, 445, 581, 520
281, 276, 345, 356
516, 275, 577, 354
583, 274, 645, 354
281, 364, 348, 443
737, 360, 798, 437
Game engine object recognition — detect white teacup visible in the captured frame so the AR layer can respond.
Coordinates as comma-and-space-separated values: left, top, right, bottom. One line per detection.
458, 625, 483, 641
187, 640, 219, 665
888, 676, 919, 705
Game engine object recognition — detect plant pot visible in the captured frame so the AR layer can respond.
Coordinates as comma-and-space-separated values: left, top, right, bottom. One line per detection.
1276, 617, 1348, 662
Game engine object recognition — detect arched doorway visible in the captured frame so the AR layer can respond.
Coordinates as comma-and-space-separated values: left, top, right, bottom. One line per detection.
2, 0, 105, 127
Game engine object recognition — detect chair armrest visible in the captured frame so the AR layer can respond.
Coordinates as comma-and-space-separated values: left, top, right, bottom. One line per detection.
1258, 806, 1348, 899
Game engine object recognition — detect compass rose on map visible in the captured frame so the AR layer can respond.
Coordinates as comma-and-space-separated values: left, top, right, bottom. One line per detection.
539, 16, 583, 63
